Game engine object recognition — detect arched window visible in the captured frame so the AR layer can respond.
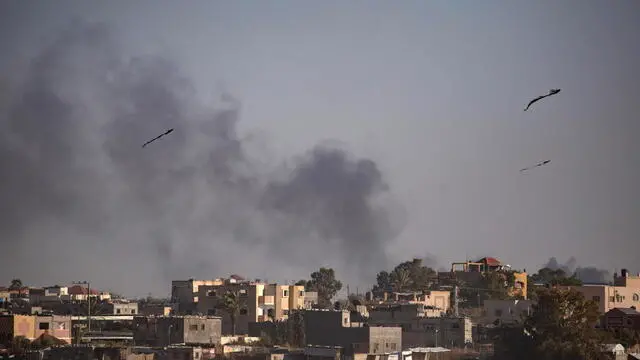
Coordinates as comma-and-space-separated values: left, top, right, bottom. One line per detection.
633, 293, 640, 302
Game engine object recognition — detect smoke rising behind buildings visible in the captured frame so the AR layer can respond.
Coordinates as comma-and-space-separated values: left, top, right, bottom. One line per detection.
0, 20, 404, 296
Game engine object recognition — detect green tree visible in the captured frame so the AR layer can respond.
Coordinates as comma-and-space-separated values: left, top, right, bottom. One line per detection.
494, 287, 607, 360
306, 268, 342, 308
530, 267, 582, 286
375, 258, 437, 294
216, 290, 241, 335
9, 279, 23, 290
373, 271, 391, 292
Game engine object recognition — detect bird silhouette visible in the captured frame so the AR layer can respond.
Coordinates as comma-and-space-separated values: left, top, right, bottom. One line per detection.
142, 128, 174, 148
524, 89, 561, 111
520, 159, 551, 173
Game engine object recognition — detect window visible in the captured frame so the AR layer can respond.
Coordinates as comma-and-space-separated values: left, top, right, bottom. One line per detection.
190, 324, 199, 331
131, 309, 136, 314
283, 290, 289, 297
201, 324, 205, 330
207, 290, 217, 297
610, 296, 615, 302
634, 294, 640, 302
299, 291, 305, 297
592, 296, 601, 302
495, 309, 503, 317
240, 308, 248, 315
39, 322, 50, 330
452, 323, 460, 329
116, 309, 121, 314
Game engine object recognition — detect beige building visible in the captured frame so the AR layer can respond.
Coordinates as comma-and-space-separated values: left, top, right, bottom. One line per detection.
171, 279, 225, 313
197, 283, 306, 335
561, 270, 640, 314
369, 303, 444, 324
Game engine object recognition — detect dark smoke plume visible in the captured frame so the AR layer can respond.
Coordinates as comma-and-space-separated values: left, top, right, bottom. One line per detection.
0, 20, 403, 296
542, 257, 611, 284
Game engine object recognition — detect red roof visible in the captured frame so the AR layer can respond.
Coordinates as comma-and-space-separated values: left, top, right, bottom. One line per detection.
68, 285, 99, 295
477, 257, 501, 266
229, 274, 245, 281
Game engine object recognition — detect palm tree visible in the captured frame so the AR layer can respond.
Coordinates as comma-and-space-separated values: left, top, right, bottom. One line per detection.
9, 279, 23, 290
216, 290, 240, 335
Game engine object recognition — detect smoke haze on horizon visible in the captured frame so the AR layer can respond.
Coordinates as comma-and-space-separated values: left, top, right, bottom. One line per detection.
0, 20, 405, 296
1, 1, 639, 296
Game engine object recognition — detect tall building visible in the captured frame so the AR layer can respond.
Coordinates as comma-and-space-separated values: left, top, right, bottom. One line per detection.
196, 282, 306, 335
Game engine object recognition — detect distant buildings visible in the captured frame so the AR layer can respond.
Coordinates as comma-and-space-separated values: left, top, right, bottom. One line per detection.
560, 269, 640, 314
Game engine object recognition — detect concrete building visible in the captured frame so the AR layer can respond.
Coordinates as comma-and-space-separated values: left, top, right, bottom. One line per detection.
402, 317, 473, 349
602, 308, 640, 331
0, 314, 71, 343
561, 270, 640, 314
303, 309, 402, 355
197, 283, 306, 335
445, 257, 528, 299
171, 279, 225, 314
133, 315, 222, 347
369, 303, 443, 323
372, 291, 450, 314
107, 302, 139, 315
482, 299, 533, 325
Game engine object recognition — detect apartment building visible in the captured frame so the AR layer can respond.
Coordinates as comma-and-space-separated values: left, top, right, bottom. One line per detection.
303, 309, 402, 355
106, 302, 139, 315
133, 315, 222, 347
561, 269, 640, 314
196, 283, 306, 335
402, 316, 473, 348
0, 314, 72, 343
171, 279, 225, 314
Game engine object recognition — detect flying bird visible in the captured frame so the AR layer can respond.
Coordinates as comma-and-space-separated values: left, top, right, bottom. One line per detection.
520, 160, 551, 173
142, 128, 174, 148
524, 89, 561, 111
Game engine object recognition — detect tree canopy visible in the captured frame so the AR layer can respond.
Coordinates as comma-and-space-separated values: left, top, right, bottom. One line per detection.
373, 258, 436, 293
493, 287, 607, 360
304, 267, 342, 308
530, 267, 583, 286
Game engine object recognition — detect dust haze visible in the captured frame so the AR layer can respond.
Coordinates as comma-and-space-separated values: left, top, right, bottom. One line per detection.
542, 257, 611, 284
0, 20, 405, 296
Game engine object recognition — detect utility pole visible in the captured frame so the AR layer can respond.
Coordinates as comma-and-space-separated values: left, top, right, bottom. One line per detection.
73, 281, 91, 333
454, 285, 459, 317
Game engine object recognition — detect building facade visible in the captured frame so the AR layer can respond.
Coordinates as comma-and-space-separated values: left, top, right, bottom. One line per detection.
133, 316, 222, 347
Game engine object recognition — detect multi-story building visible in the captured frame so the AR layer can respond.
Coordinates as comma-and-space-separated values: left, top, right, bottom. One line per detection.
0, 314, 72, 343
402, 316, 473, 348
196, 283, 306, 335
303, 309, 402, 355
560, 269, 640, 314
442, 256, 528, 299
171, 279, 225, 314
106, 301, 139, 315
133, 315, 222, 347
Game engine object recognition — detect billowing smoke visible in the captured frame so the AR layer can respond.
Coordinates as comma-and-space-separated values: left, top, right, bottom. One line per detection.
542, 257, 611, 284
0, 20, 403, 296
